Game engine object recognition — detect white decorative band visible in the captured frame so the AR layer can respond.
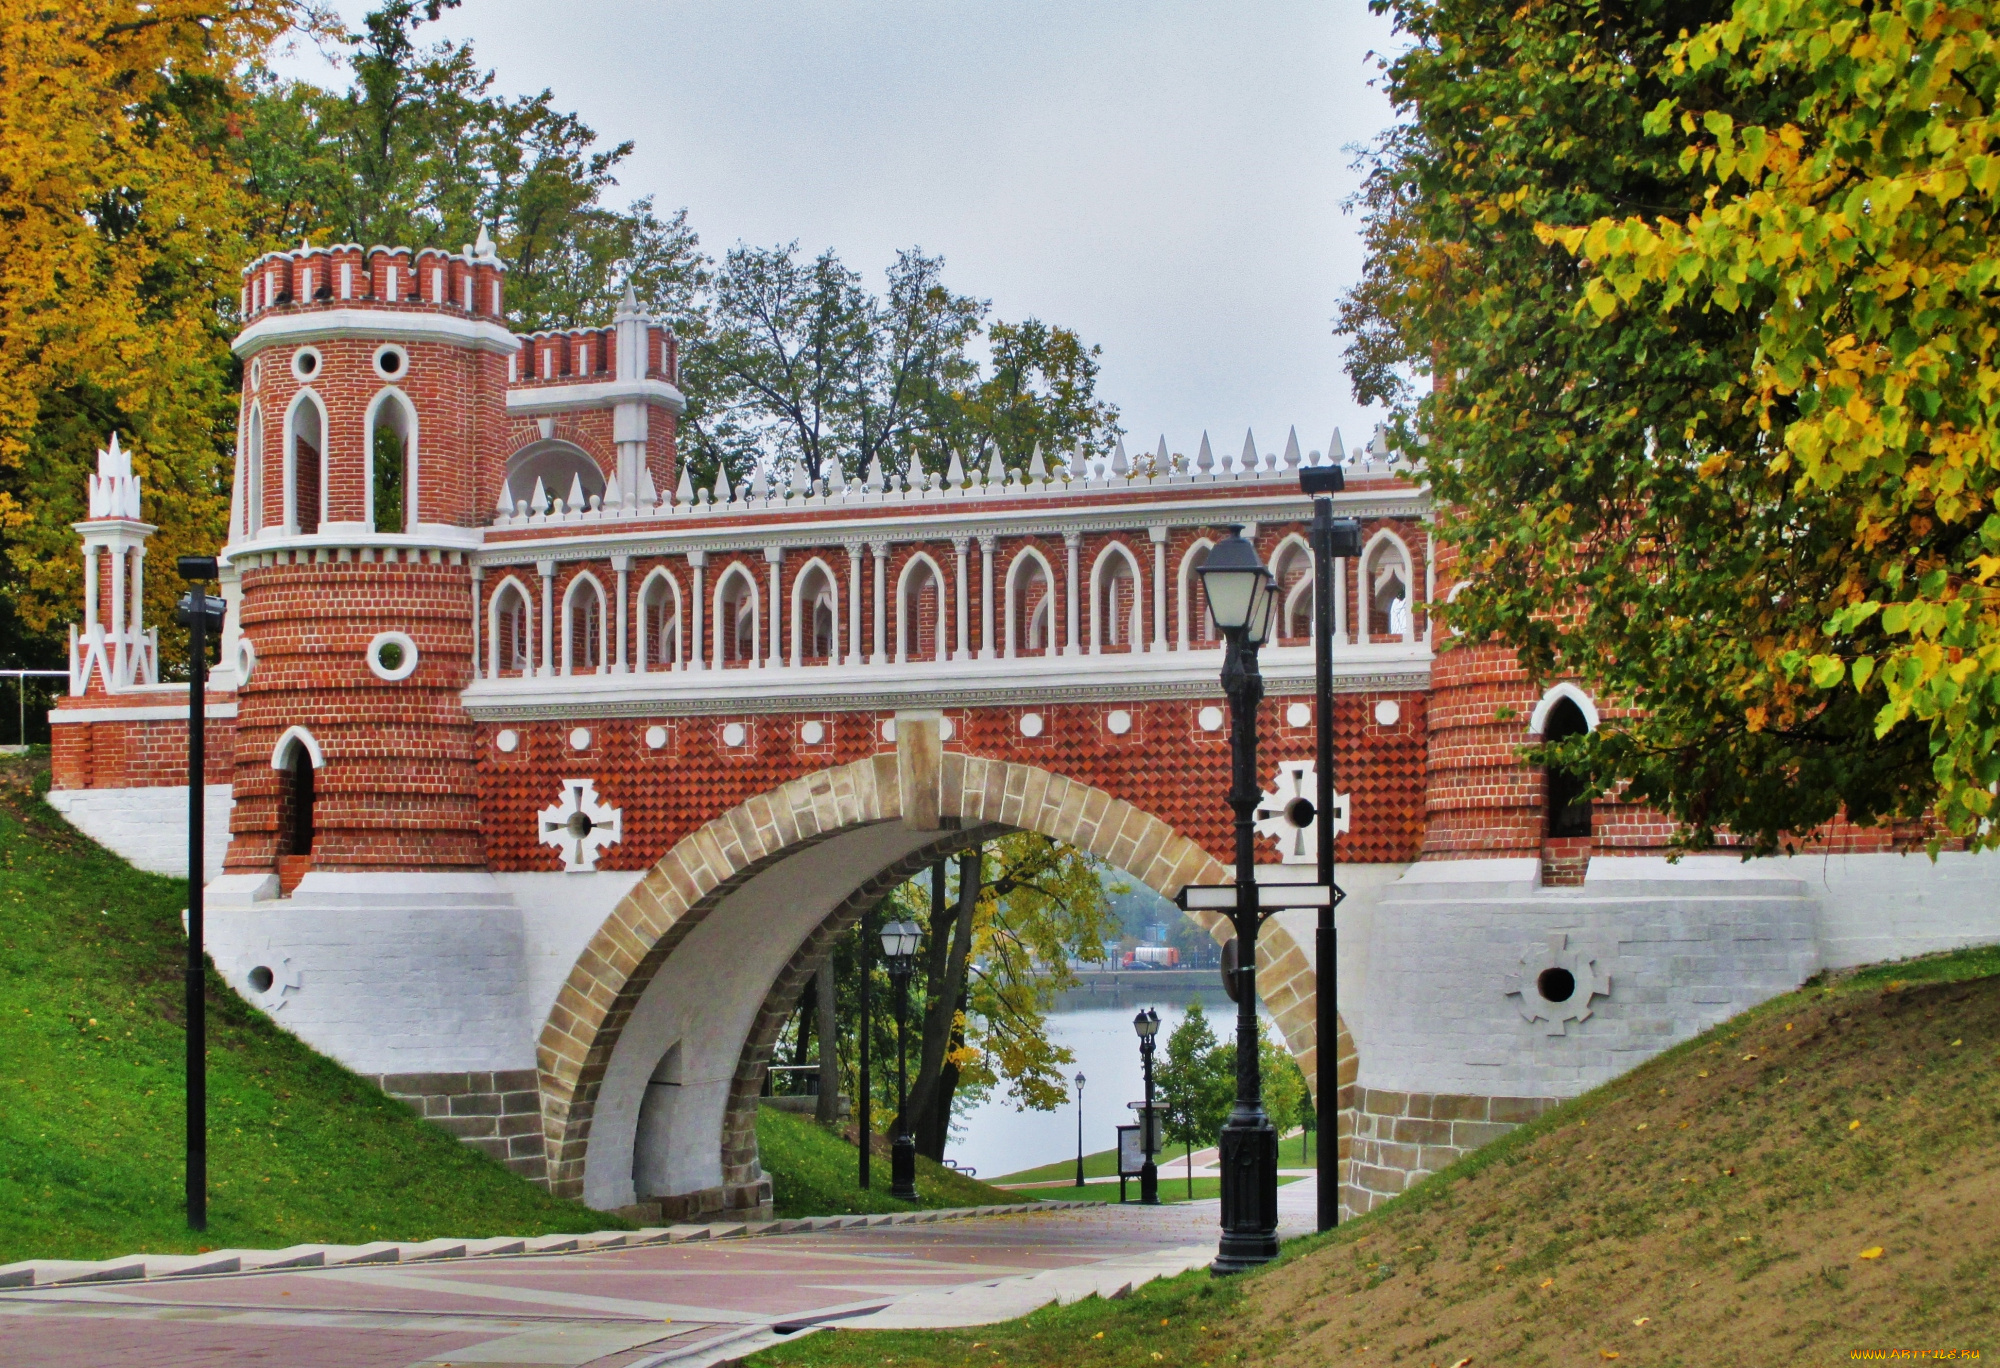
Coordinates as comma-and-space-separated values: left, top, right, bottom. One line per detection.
506, 378, 687, 416
50, 703, 239, 724
232, 308, 521, 357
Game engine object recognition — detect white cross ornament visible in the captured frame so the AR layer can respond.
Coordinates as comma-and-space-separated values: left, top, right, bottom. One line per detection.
539, 779, 624, 872
1254, 760, 1349, 865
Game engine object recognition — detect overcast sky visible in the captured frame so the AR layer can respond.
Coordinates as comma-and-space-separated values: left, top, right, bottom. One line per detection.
277, 1, 1404, 462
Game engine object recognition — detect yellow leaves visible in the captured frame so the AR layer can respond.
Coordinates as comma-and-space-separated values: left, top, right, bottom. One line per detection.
1091, 1332, 1103, 1340
1540, 1277, 1556, 1289
1600, 1351, 1622, 1361
1859, 1246, 1885, 1260
1849, 1119, 1862, 1131
1632, 1317, 1651, 1326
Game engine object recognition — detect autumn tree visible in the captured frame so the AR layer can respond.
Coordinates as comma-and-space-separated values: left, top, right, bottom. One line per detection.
0, 0, 296, 675
1341, 0, 1953, 852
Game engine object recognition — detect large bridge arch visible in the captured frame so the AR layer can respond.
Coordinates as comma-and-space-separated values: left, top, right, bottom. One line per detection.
536, 749, 1349, 1212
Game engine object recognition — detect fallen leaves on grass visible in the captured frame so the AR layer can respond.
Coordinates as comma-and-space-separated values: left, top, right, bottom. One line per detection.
1859, 1247, 1884, 1260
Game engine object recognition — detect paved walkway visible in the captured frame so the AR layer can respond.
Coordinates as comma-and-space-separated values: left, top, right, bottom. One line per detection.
0, 1183, 1321, 1367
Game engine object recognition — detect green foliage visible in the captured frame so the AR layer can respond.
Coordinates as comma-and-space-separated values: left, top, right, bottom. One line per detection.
1345, 0, 1952, 852
1156, 1001, 1232, 1196
753, 1107, 1022, 1218
0, 757, 617, 1261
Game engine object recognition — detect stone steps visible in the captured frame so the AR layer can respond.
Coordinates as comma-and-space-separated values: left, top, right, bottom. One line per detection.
0, 1202, 1092, 1291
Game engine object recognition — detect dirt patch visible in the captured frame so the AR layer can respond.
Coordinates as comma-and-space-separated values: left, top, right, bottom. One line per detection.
1234, 973, 2000, 1365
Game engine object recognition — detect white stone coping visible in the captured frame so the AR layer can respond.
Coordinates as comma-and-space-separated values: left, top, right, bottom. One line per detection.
48, 702, 238, 725
0, 1203, 1096, 1291
507, 377, 686, 415
233, 308, 521, 357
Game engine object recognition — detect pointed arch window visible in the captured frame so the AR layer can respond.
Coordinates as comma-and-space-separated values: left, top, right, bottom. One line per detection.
1542, 697, 1594, 838
640, 571, 682, 671
563, 573, 608, 675
368, 390, 417, 532
1007, 551, 1054, 659
492, 579, 535, 677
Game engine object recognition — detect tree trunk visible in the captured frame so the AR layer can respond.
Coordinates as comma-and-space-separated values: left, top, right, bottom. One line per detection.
908, 849, 979, 1159
793, 973, 816, 1070
815, 954, 840, 1123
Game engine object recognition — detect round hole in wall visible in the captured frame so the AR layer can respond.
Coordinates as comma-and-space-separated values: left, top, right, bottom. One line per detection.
1018, 712, 1044, 738
291, 346, 322, 382
1286, 702, 1312, 728
1197, 705, 1225, 733
1106, 709, 1133, 736
495, 728, 519, 753
234, 637, 257, 684
248, 356, 263, 390
645, 725, 669, 750
1374, 699, 1402, 727
569, 726, 592, 751
800, 720, 826, 745
248, 966, 275, 994
1284, 796, 1316, 830
373, 344, 408, 380
722, 721, 747, 748
565, 810, 595, 838
879, 719, 897, 742
939, 717, 955, 741
1537, 967, 1577, 1004
366, 631, 419, 681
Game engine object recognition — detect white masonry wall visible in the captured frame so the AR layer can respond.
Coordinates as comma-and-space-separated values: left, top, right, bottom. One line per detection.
46, 784, 234, 883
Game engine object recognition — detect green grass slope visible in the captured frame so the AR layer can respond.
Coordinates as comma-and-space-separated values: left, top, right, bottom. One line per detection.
757, 1105, 1034, 1217
0, 754, 623, 1263
748, 943, 2000, 1367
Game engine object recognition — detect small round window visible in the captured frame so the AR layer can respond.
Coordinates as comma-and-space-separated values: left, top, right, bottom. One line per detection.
291, 347, 322, 382
248, 356, 264, 391
366, 631, 419, 681
373, 344, 409, 380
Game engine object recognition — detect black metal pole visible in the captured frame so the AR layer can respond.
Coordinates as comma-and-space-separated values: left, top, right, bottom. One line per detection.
1074, 1074, 1085, 1187
179, 560, 216, 1233
1312, 496, 1337, 1232
858, 907, 872, 1192
890, 963, 917, 1200
1140, 1034, 1159, 1205
1214, 625, 1277, 1273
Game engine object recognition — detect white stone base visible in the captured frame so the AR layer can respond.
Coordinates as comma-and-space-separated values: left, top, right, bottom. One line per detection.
46, 784, 233, 882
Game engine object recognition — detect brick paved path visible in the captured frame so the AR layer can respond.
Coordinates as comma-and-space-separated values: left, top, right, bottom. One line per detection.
0, 1187, 1319, 1368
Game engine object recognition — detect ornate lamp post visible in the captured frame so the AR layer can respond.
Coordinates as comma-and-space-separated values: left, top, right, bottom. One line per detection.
1300, 465, 1363, 1231
1073, 1071, 1087, 1187
1133, 1008, 1161, 1205
879, 917, 922, 1201
175, 556, 224, 1232
1198, 529, 1282, 1273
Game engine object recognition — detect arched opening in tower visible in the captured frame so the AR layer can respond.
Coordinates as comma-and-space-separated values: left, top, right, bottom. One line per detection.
277, 740, 316, 859
291, 401, 322, 535
1542, 697, 1593, 838
372, 395, 414, 532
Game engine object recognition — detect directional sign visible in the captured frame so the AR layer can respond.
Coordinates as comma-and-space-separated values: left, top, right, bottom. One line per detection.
1174, 882, 1344, 912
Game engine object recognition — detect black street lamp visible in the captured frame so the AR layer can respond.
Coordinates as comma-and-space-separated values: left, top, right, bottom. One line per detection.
1300, 465, 1363, 1232
1133, 1008, 1161, 1205
1198, 529, 1282, 1274
174, 556, 224, 1232
879, 916, 922, 1201
1073, 1071, 1086, 1187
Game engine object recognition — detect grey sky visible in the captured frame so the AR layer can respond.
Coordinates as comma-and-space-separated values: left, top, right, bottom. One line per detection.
278, 1, 1403, 463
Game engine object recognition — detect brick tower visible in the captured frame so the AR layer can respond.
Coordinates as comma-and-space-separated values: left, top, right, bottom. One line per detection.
222, 236, 515, 885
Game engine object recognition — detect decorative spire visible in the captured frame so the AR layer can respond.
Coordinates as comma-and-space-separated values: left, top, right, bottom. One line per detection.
1240, 428, 1260, 474
1196, 432, 1214, 475
603, 472, 622, 510
637, 461, 658, 507
752, 463, 770, 501
531, 476, 550, 515
614, 279, 642, 320
87, 432, 143, 520
946, 447, 966, 488
1155, 436, 1171, 474
675, 465, 694, 506
565, 472, 587, 513
1028, 442, 1047, 483
713, 463, 733, 504
474, 224, 497, 260
1282, 427, 1303, 470
1328, 427, 1347, 463
830, 460, 848, 493
495, 480, 515, 516
985, 439, 1004, 485
865, 453, 884, 491
1112, 436, 1130, 476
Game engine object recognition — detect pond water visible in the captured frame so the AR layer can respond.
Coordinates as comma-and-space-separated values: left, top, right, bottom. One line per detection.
942, 994, 1270, 1181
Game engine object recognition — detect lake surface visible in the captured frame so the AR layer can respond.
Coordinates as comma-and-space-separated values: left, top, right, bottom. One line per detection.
943, 994, 1268, 1180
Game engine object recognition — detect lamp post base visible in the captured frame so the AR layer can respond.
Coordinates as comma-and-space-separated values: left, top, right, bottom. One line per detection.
1211, 1114, 1279, 1275
890, 1133, 917, 1201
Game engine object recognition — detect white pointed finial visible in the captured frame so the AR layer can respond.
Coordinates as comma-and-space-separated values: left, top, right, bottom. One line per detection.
985, 440, 1005, 484
1240, 429, 1259, 474
603, 472, 621, 510
1029, 442, 1048, 483
752, 463, 770, 501
495, 480, 515, 516
1196, 432, 1214, 475
531, 476, 550, 515
1155, 436, 1171, 473
865, 454, 884, 491
947, 448, 966, 487
1368, 423, 1391, 461
713, 463, 733, 503
1112, 436, 1130, 476
1282, 427, 1302, 469
908, 448, 926, 489
474, 224, 496, 259
830, 460, 848, 493
1328, 427, 1347, 463
637, 462, 658, 507
565, 473, 587, 513
615, 279, 641, 319
675, 465, 693, 505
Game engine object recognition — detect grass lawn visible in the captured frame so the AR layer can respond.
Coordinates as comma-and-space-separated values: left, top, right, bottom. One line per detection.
994, 1133, 1316, 1187
747, 942, 2000, 1366
0, 752, 625, 1263
757, 1105, 1033, 1217
1070, 1174, 1302, 1205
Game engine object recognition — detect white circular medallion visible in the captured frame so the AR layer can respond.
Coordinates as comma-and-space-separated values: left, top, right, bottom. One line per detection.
495, 729, 519, 753
1374, 700, 1402, 727
372, 343, 409, 380
569, 726, 592, 751
1106, 709, 1133, 736
800, 720, 826, 745
248, 356, 263, 390
645, 725, 669, 750
722, 721, 747, 748
1018, 712, 1045, 738
366, 631, 419, 681
1198, 705, 1225, 733
233, 637, 257, 684
1286, 702, 1312, 728
290, 346, 323, 382
879, 719, 897, 742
